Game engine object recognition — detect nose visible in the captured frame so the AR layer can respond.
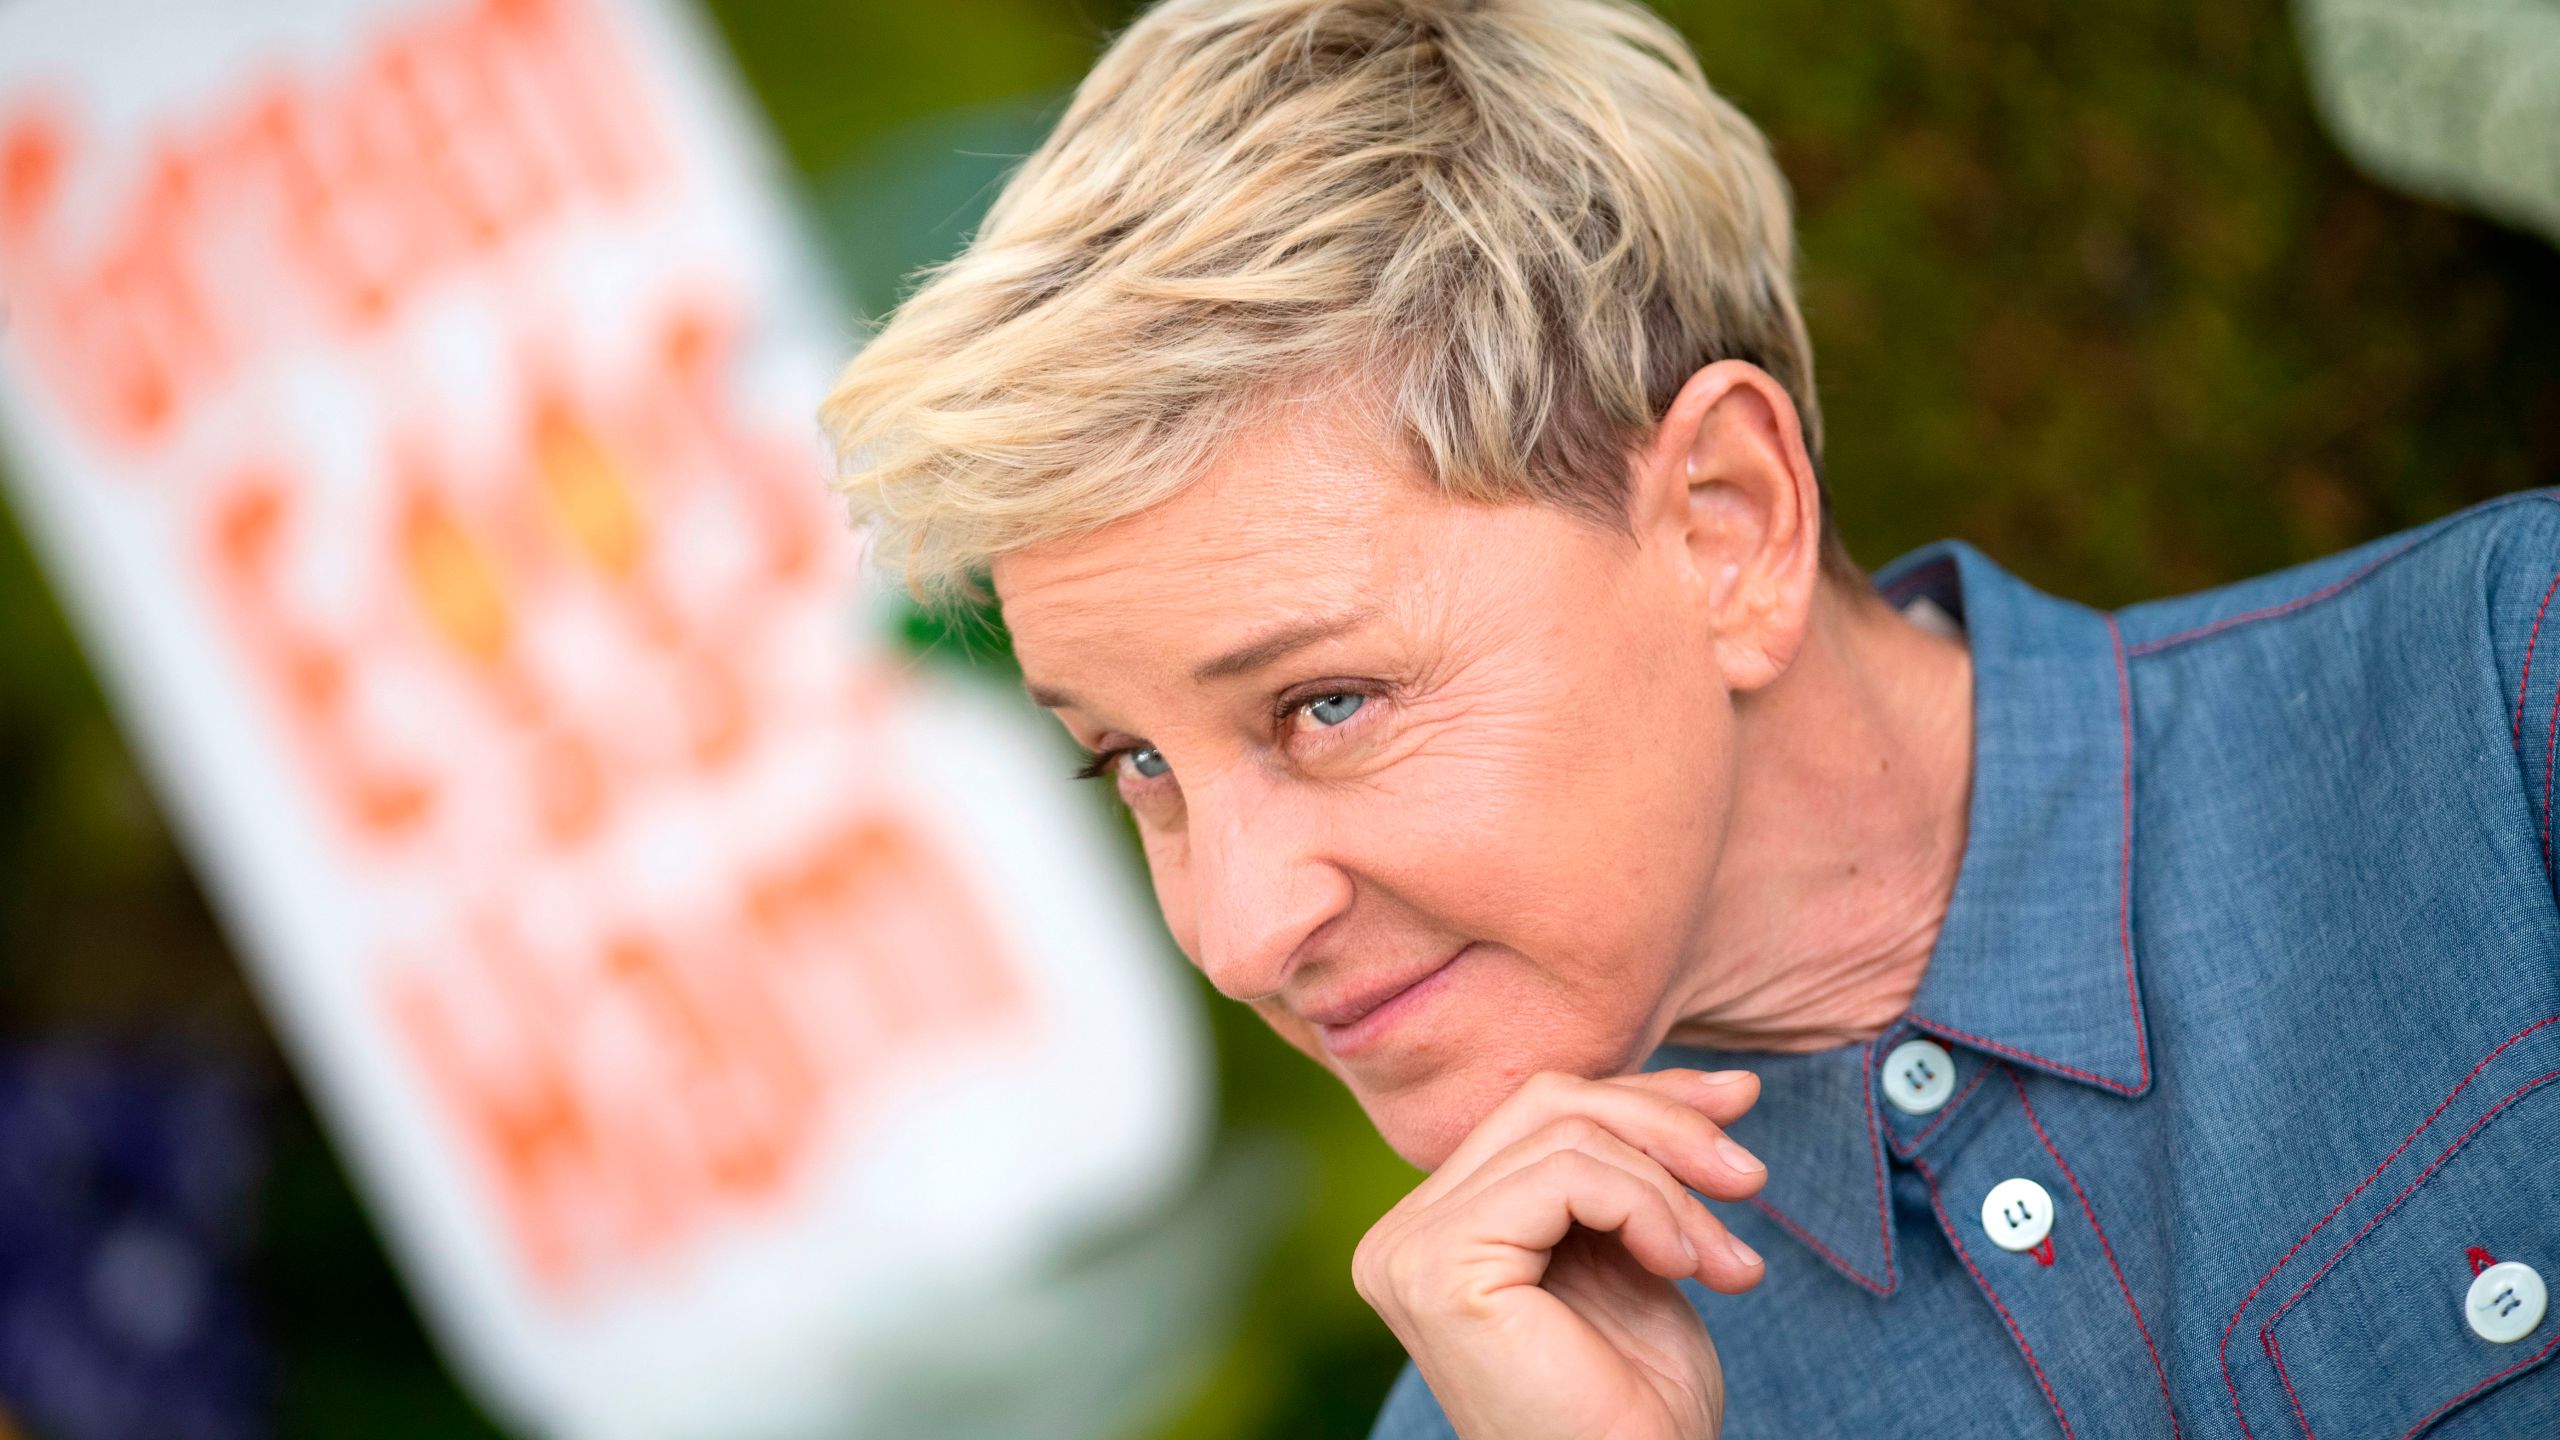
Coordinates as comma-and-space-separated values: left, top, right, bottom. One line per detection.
1182, 770, 1351, 1003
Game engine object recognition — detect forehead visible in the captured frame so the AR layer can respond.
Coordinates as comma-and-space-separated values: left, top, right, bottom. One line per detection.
993, 404, 1445, 645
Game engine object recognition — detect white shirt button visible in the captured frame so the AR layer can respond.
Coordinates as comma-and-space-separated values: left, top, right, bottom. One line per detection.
2467, 1261, 2547, 1344
1881, 1038, 1957, 1115
1981, 1177, 2055, 1253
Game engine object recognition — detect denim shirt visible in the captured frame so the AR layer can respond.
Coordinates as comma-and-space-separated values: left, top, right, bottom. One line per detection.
1369, 490, 2560, 1440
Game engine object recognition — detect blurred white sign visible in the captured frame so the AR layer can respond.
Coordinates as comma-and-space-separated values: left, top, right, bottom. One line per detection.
0, 2, 1206, 1436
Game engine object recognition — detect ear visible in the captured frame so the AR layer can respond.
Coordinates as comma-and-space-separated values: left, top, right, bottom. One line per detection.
1627, 360, 1824, 692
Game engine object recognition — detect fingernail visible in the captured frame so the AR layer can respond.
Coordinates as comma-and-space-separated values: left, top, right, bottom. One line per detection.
1726, 1233, 1762, 1268
1681, 1233, 1699, 1264
1715, 1134, 1765, 1176
1701, 1069, 1752, 1087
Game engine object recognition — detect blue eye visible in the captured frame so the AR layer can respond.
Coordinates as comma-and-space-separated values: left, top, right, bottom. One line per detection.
1303, 692, 1364, 727
1125, 745, 1171, 778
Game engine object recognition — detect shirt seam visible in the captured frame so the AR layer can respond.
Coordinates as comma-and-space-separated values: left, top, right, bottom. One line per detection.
2397, 1330, 2560, 1439
2254, 1067, 2560, 1440
2008, 1068, 2182, 1438
2123, 490, 2560, 660
1904, 615, 2152, 1098
1913, 1153, 2076, 1440
1743, 1196, 1890, 1298
2508, 564, 2560, 744
2542, 677, 2560, 872
1743, 1032, 1898, 1297
2217, 1014, 2560, 1440
2518, 560, 2560, 882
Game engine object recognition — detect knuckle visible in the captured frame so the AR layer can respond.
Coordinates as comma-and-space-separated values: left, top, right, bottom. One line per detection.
1353, 1216, 1442, 1313
1534, 1147, 1604, 1186
1350, 1232, 1395, 1305
1349, 1254, 1381, 1306
1545, 1113, 1606, 1149
1517, 1069, 1577, 1106
1351, 1228, 1381, 1273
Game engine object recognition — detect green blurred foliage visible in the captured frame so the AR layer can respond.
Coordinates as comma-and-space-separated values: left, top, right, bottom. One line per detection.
1656, 0, 2560, 603
0, 0, 2554, 1436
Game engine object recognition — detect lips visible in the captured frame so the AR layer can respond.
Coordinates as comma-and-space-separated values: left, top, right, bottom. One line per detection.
1303, 945, 1474, 1056
1299, 954, 1456, 1027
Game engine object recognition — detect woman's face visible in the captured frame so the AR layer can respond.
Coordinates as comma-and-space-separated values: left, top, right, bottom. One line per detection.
995, 406, 1744, 1170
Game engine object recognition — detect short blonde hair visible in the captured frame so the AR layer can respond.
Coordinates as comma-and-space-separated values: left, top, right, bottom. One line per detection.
822, 0, 1834, 601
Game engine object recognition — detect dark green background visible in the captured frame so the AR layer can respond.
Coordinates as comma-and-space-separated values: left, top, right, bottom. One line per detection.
1, 0, 2553, 1436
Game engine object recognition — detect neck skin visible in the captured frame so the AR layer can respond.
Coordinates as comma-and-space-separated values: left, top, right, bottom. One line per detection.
1658, 579, 1975, 1054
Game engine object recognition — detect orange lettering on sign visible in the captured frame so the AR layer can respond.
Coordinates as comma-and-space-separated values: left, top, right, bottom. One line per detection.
208, 475, 441, 839
388, 816, 1031, 1297
0, 114, 230, 441
20, 0, 1042, 1309
0, 0, 665, 451
192, 300, 820, 859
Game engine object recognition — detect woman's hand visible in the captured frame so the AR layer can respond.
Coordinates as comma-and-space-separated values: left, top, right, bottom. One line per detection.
1353, 1069, 1769, 1440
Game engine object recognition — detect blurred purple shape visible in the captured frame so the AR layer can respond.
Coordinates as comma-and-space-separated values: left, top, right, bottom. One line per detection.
0, 1042, 266, 1440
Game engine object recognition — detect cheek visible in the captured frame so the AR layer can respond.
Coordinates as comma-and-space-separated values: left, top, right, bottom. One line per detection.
1359, 691, 1733, 963
1138, 828, 1199, 960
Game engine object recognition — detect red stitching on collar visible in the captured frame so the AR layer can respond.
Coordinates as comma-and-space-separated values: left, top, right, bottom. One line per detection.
2216, 1015, 2560, 1440
2511, 565, 2560, 743
2008, 1069, 2183, 1437
1902, 1017, 2143, 1096
2109, 616, 2151, 1093
1861, 1032, 1891, 1290
1743, 1033, 1898, 1297
1911, 1155, 2076, 1439
1743, 1196, 1891, 1297
1904, 618, 2152, 1097
2257, 1070, 2560, 1440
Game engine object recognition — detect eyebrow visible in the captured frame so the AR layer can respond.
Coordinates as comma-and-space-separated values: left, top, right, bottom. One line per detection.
1192, 606, 1378, 682
1020, 605, 1378, 711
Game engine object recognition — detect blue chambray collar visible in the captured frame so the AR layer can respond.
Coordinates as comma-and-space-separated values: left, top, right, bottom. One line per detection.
1647, 539, 2154, 1296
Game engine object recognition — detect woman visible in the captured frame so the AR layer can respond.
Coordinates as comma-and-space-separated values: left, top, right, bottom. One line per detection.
821, 1, 2560, 1435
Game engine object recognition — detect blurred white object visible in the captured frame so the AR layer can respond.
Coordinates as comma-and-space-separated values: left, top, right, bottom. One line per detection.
0, 2, 1210, 1436
2296, 0, 2560, 249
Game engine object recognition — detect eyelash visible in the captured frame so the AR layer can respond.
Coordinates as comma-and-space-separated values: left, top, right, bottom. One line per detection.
1070, 747, 1126, 783
1068, 683, 1383, 783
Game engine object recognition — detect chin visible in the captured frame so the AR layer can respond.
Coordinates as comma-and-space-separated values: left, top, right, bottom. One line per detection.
1349, 1053, 1567, 1172
1364, 1094, 1470, 1171
1338, 1015, 1669, 1172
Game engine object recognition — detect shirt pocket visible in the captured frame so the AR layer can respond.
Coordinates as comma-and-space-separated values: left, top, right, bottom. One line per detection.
2225, 1022, 2560, 1440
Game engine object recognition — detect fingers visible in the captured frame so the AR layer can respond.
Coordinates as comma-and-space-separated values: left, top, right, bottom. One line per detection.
1466, 1149, 1704, 1285
1422, 1068, 1768, 1210
1363, 1066, 1774, 1322
1616, 1066, 1763, 1128
1438, 1114, 1767, 1293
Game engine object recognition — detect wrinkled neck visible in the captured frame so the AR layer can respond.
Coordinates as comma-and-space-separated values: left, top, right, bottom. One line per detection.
1659, 582, 1974, 1054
